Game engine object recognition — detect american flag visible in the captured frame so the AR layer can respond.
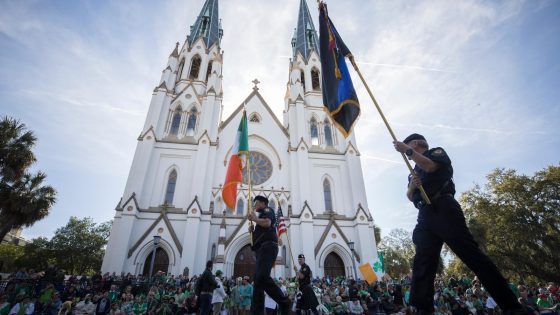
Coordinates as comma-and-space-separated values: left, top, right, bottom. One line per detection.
276, 205, 287, 238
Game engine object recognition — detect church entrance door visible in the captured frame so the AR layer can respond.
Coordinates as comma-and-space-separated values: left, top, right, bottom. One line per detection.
143, 248, 169, 276
234, 244, 256, 280
324, 252, 345, 279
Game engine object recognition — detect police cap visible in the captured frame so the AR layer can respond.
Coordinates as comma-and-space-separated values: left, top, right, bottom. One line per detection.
403, 133, 426, 144
253, 195, 269, 205
298, 254, 305, 259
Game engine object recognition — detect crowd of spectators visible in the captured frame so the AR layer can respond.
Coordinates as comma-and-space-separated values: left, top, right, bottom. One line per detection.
0, 266, 558, 315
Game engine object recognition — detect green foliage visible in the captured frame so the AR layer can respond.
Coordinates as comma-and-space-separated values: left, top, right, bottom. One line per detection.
49, 217, 111, 275
0, 116, 56, 240
0, 243, 24, 272
16, 237, 53, 271
379, 228, 415, 278
373, 224, 381, 246
459, 165, 560, 283
12, 218, 111, 275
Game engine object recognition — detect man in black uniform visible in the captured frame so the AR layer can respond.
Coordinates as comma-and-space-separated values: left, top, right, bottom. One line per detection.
393, 133, 526, 315
247, 195, 290, 315
295, 254, 319, 315
196, 260, 219, 315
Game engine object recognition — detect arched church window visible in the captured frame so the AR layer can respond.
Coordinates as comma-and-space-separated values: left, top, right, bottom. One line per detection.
323, 178, 333, 213
269, 199, 276, 211
186, 107, 198, 136
236, 199, 244, 215
165, 170, 177, 205
211, 244, 216, 260
311, 68, 321, 91
170, 107, 182, 136
189, 55, 202, 80
310, 117, 319, 146
176, 59, 185, 82
300, 70, 306, 91
324, 118, 333, 147
206, 61, 213, 82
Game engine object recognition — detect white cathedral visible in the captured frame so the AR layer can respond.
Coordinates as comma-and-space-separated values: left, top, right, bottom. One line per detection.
102, 0, 378, 280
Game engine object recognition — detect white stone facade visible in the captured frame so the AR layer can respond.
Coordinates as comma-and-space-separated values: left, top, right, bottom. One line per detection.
101, 0, 378, 280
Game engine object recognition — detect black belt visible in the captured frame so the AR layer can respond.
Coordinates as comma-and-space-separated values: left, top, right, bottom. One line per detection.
414, 193, 453, 209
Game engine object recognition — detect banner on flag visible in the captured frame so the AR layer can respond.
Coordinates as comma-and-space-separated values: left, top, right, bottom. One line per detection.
318, 2, 360, 138
359, 251, 385, 284
222, 111, 249, 209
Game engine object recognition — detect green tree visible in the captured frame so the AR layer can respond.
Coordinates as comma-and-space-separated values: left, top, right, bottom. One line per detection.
16, 237, 53, 271
373, 223, 381, 246
0, 116, 56, 240
0, 243, 24, 272
49, 217, 111, 274
379, 228, 415, 277
460, 165, 560, 283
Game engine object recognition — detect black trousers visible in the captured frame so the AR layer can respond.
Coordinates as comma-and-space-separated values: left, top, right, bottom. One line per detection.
410, 195, 520, 312
253, 242, 289, 315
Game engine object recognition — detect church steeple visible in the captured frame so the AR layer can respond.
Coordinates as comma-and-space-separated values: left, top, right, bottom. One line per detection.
291, 0, 319, 60
188, 0, 222, 48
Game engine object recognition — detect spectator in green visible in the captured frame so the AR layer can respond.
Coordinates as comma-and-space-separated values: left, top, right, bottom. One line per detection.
238, 277, 252, 315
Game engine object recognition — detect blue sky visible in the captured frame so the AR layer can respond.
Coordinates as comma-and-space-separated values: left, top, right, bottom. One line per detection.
1, 0, 559, 241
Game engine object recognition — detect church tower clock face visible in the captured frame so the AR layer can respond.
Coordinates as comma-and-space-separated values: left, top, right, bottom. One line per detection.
242, 151, 273, 185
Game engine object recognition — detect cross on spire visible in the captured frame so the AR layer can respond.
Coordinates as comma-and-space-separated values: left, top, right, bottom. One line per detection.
252, 78, 260, 91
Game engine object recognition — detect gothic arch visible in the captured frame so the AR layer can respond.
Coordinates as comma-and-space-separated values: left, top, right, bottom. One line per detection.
133, 238, 177, 275
222, 135, 283, 170
176, 58, 185, 82
321, 174, 335, 213
310, 115, 319, 146
161, 165, 180, 205
317, 242, 354, 277
311, 67, 321, 91
224, 232, 252, 277
323, 118, 334, 147
189, 55, 202, 80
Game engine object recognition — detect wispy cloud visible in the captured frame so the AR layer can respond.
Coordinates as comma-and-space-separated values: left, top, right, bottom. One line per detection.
1, 0, 558, 240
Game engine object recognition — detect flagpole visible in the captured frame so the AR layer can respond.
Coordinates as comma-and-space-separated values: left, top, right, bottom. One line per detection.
316, 0, 430, 205
244, 110, 254, 247
277, 197, 298, 274
347, 56, 431, 205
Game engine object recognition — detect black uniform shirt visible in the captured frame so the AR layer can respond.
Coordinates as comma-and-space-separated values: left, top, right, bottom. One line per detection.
298, 263, 312, 287
252, 206, 277, 249
410, 147, 455, 204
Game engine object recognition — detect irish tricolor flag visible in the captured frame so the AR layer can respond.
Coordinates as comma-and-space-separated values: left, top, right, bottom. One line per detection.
222, 111, 249, 209
358, 251, 385, 284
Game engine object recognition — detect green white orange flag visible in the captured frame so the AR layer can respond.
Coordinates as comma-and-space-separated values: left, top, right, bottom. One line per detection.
359, 251, 385, 284
222, 111, 249, 209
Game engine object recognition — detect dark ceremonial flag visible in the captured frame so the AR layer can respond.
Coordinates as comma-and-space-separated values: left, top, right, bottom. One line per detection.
319, 2, 360, 138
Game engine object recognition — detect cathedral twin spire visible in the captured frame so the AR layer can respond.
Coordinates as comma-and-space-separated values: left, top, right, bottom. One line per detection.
188, 0, 318, 56
292, 0, 320, 60
188, 0, 222, 48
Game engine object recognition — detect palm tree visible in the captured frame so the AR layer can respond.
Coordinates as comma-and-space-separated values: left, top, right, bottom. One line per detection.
0, 116, 56, 241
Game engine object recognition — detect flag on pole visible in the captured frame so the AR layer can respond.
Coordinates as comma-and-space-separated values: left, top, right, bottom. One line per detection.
222, 111, 249, 209
276, 205, 287, 239
358, 251, 385, 284
318, 2, 360, 138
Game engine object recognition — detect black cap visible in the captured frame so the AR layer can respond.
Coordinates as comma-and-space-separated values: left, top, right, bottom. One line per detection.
253, 195, 269, 205
298, 254, 305, 259
403, 133, 426, 144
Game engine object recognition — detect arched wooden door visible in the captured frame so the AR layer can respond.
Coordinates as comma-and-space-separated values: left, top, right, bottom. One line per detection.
234, 244, 256, 280
324, 252, 345, 279
143, 247, 169, 275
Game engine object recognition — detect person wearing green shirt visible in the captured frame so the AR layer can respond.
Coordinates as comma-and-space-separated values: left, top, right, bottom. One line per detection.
132, 296, 147, 315
237, 277, 253, 315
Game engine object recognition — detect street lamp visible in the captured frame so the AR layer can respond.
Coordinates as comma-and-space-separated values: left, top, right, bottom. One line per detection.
149, 235, 162, 284
347, 241, 358, 281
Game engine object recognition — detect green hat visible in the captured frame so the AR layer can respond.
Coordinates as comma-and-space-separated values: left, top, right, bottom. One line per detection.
216, 270, 223, 276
